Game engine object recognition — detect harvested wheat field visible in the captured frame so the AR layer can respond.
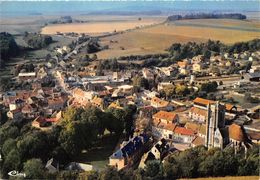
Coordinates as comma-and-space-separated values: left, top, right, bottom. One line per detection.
41, 18, 164, 35
97, 19, 260, 59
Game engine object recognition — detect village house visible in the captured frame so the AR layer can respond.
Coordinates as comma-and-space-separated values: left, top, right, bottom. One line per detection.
173, 127, 195, 144
192, 55, 204, 64
9, 99, 25, 111
47, 97, 67, 113
185, 121, 201, 134
71, 88, 96, 106
139, 139, 171, 169
7, 109, 23, 121
142, 90, 159, 101
91, 96, 105, 110
249, 64, 260, 73
32, 111, 62, 129
157, 82, 173, 91
159, 66, 177, 77
153, 111, 179, 124
109, 134, 149, 170
192, 63, 202, 72
46, 158, 59, 173
152, 111, 178, 140
177, 60, 188, 69
142, 68, 154, 80
21, 104, 38, 119
18, 72, 36, 82
150, 97, 173, 111
189, 106, 207, 122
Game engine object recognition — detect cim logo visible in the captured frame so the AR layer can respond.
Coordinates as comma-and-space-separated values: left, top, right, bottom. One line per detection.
8, 170, 26, 177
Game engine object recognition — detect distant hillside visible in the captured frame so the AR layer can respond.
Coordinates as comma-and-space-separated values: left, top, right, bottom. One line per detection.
167, 13, 247, 21
85, 10, 162, 16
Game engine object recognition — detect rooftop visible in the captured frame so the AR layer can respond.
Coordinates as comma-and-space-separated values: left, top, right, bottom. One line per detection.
153, 111, 178, 122
229, 123, 246, 142
174, 127, 195, 136
193, 97, 215, 106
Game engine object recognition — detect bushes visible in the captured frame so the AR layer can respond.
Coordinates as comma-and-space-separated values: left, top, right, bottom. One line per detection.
168, 39, 260, 61
23, 32, 53, 49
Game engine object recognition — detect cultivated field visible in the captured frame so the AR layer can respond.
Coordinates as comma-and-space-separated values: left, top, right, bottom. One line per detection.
41, 16, 165, 35
97, 19, 260, 59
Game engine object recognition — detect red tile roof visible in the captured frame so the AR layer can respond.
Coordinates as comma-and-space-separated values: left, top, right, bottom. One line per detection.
228, 123, 246, 142
190, 107, 207, 117
225, 104, 236, 111
193, 97, 215, 106
185, 122, 201, 133
192, 136, 205, 146
153, 111, 178, 122
153, 118, 177, 131
151, 97, 169, 107
174, 127, 195, 136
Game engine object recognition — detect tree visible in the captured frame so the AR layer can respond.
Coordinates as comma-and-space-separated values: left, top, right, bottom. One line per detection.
2, 139, 17, 157
132, 76, 149, 89
0, 125, 19, 146
2, 149, 21, 176
23, 159, 45, 179
59, 106, 105, 156
0, 32, 19, 66
16, 130, 51, 161
106, 109, 125, 135
163, 84, 175, 99
57, 170, 79, 180
144, 160, 164, 179
23, 33, 52, 49
78, 171, 99, 180
99, 166, 120, 180
175, 84, 190, 96
123, 105, 137, 136
200, 81, 218, 93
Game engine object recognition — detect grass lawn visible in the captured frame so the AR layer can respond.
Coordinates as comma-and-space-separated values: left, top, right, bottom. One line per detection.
73, 134, 119, 171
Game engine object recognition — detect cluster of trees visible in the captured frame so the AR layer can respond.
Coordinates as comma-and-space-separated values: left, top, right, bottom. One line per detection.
0, 77, 12, 92
168, 39, 260, 60
0, 121, 56, 178
96, 59, 124, 73
163, 146, 259, 179
0, 105, 136, 178
132, 76, 150, 90
13, 63, 35, 75
199, 81, 218, 93
228, 39, 260, 54
0, 32, 19, 67
86, 39, 101, 54
167, 13, 247, 21
48, 16, 73, 24
168, 40, 224, 60
30, 145, 259, 180
59, 105, 136, 156
23, 32, 53, 49
161, 83, 190, 99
